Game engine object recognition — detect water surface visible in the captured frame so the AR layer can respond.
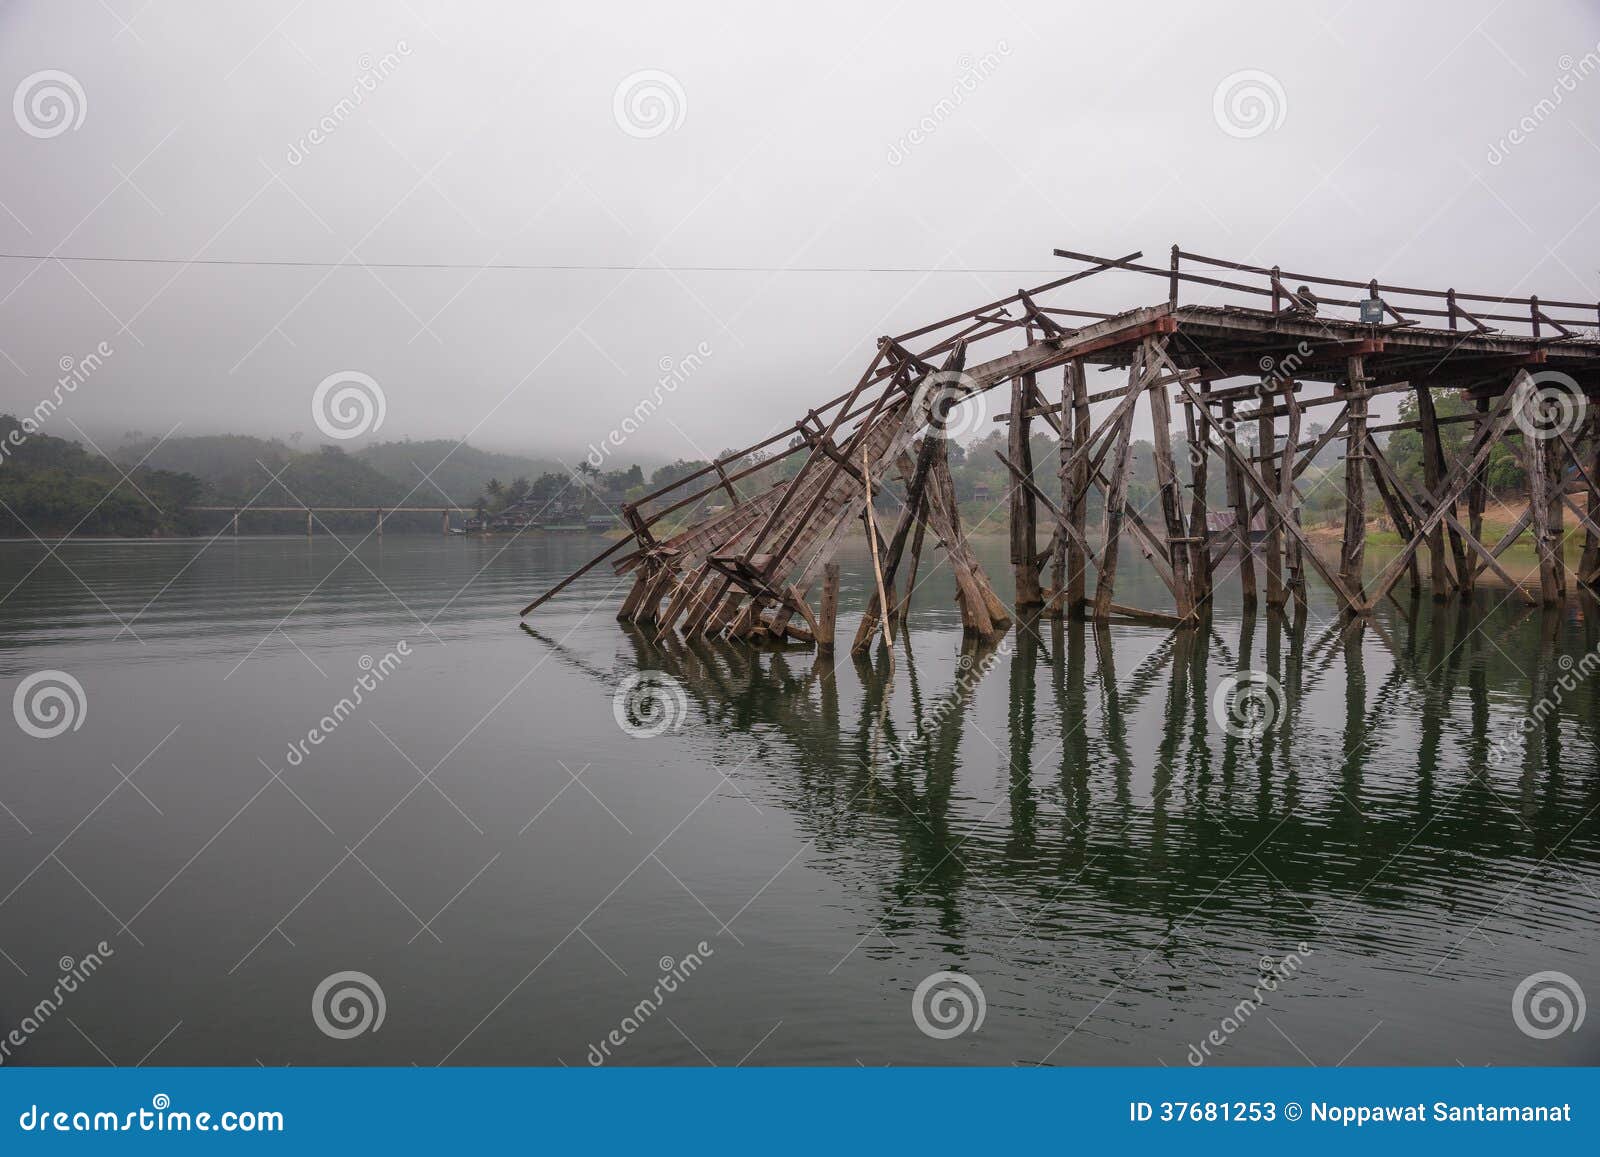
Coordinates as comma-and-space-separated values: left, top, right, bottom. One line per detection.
1, 534, 1597, 1066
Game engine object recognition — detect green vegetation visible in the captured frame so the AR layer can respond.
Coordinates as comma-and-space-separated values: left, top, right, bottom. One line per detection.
0, 415, 202, 536
0, 387, 1554, 539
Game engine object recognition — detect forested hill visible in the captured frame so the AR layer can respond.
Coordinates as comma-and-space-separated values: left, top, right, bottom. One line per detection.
115, 433, 566, 506
0, 415, 202, 536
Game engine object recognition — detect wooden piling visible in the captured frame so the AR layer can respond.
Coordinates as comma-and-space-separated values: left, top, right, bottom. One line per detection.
1065, 360, 1090, 617
1009, 374, 1043, 608
1221, 399, 1256, 607
1258, 396, 1284, 608
817, 562, 840, 653
1339, 355, 1369, 604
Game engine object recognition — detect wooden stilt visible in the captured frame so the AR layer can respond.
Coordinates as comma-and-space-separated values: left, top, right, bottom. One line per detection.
1009, 374, 1043, 608
1280, 380, 1306, 611
1092, 355, 1141, 621
1258, 394, 1285, 608
1148, 359, 1195, 618
1221, 398, 1256, 607
1414, 385, 1455, 600
1583, 405, 1600, 589
816, 562, 840, 653
1339, 355, 1369, 604
1065, 360, 1090, 617
1184, 399, 1212, 605
1466, 396, 1489, 597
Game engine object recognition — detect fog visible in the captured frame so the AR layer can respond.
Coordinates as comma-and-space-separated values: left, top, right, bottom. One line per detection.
3, 0, 1598, 464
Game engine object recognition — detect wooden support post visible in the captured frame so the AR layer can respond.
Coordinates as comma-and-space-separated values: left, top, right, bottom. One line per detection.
923, 450, 1002, 638
1092, 353, 1142, 621
1340, 355, 1369, 603
1184, 399, 1212, 605
1414, 386, 1455, 600
376, 508, 384, 538
816, 562, 840, 653
1584, 405, 1600, 589
306, 509, 313, 537
1280, 381, 1306, 611
231, 510, 239, 537
1149, 360, 1195, 617
442, 510, 451, 535
1466, 397, 1489, 596
1065, 360, 1090, 617
1221, 399, 1256, 607
1525, 393, 1567, 604
1548, 423, 1568, 598
1009, 374, 1043, 608
1258, 396, 1284, 608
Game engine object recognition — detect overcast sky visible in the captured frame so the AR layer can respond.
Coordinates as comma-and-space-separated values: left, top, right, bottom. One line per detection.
3, 0, 1599, 465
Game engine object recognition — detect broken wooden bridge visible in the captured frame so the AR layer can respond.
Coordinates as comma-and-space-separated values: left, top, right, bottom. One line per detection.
519, 245, 1600, 651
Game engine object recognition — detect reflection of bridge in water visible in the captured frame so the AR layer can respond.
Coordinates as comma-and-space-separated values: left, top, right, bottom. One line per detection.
525, 593, 1600, 961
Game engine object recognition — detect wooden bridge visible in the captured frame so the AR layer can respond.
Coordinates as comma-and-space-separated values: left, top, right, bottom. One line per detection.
192, 505, 465, 535
519, 244, 1600, 650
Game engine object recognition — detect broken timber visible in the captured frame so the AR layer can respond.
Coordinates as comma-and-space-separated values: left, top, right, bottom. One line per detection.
520, 244, 1600, 648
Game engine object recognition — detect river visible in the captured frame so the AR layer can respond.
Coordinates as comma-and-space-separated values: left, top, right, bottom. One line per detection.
1, 533, 1596, 1066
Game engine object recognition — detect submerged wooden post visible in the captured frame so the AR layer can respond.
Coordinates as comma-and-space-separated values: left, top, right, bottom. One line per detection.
1466, 397, 1489, 597
1258, 397, 1284, 608
1281, 383, 1306, 611
1009, 374, 1043, 608
1184, 399, 1211, 605
1584, 405, 1600, 589
1065, 360, 1090, 617
1340, 355, 1369, 604
1414, 385, 1454, 600
817, 561, 840, 653
1524, 392, 1568, 604
1148, 363, 1195, 618
1092, 350, 1142, 620
1221, 399, 1256, 607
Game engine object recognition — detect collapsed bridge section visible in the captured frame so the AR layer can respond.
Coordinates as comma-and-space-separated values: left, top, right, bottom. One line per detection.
520, 246, 1600, 649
